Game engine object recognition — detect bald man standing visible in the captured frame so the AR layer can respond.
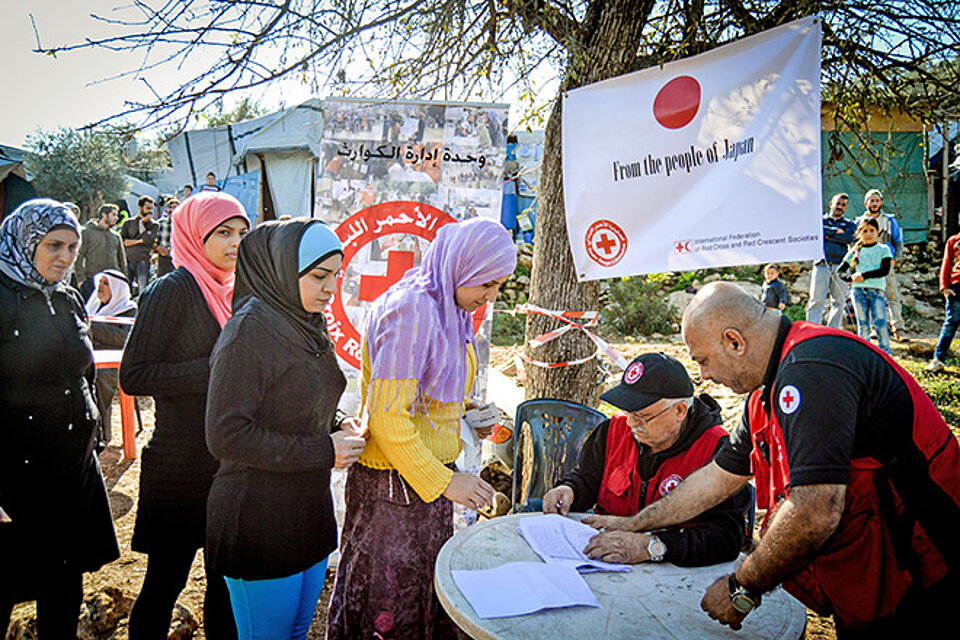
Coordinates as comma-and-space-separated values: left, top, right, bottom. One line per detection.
584, 282, 960, 637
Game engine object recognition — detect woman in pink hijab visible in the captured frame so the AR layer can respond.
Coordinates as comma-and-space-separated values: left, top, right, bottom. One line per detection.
120, 192, 249, 639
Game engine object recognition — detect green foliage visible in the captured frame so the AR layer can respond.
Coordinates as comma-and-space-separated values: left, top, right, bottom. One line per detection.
492, 309, 526, 346
199, 97, 266, 128
600, 276, 677, 337
783, 304, 806, 322
901, 360, 960, 436
25, 128, 129, 221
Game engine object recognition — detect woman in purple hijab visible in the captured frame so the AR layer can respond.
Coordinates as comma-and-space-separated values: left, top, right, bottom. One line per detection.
328, 217, 517, 639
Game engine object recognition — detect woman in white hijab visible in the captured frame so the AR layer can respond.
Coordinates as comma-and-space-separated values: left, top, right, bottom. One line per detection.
85, 269, 137, 444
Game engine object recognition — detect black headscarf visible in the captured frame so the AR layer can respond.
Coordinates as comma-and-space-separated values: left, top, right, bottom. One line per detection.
232, 219, 342, 352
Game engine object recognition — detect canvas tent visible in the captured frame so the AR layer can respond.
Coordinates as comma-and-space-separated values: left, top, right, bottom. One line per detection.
116, 175, 160, 218
165, 100, 323, 220
0, 144, 37, 218
821, 107, 929, 243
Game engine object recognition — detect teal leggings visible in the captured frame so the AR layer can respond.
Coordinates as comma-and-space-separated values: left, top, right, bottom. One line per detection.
224, 558, 328, 640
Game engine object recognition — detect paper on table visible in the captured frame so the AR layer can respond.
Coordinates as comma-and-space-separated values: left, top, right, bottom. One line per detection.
451, 561, 600, 619
517, 514, 631, 572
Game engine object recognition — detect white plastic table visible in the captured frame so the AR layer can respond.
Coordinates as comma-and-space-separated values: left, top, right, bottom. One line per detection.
435, 513, 806, 640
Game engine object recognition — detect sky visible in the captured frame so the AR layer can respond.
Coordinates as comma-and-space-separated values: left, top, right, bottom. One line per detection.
0, 1, 307, 148
0, 1, 554, 150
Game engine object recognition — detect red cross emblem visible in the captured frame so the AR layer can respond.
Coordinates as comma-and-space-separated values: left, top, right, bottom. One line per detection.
585, 219, 628, 267
327, 201, 487, 369
778, 385, 801, 414
358, 250, 414, 301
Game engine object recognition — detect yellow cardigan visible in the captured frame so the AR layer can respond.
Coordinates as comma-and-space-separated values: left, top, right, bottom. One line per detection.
357, 340, 476, 502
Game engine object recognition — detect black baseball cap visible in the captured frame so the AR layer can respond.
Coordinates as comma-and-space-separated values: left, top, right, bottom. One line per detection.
600, 353, 694, 412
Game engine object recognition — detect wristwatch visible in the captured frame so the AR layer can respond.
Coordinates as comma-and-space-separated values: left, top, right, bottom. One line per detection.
646, 534, 667, 562
728, 573, 763, 614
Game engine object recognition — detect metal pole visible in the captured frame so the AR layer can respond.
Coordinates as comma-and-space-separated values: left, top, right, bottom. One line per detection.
944, 122, 951, 244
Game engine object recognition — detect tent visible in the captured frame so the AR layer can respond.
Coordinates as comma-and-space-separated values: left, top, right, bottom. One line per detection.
0, 144, 37, 219
821, 107, 929, 244
165, 100, 323, 220
117, 175, 160, 218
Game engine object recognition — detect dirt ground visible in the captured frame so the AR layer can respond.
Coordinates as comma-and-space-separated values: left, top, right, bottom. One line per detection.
18, 336, 935, 637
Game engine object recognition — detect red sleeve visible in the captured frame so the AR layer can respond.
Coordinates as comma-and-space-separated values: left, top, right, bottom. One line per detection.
941, 237, 957, 292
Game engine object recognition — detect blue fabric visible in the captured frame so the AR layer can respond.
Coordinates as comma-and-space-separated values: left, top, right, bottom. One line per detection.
297, 222, 342, 275
852, 287, 890, 354
935, 293, 960, 361
885, 214, 904, 259
224, 558, 328, 640
500, 180, 518, 231
760, 278, 788, 308
821, 215, 856, 265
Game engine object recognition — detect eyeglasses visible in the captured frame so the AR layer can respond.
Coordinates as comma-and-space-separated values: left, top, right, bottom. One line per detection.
627, 402, 675, 426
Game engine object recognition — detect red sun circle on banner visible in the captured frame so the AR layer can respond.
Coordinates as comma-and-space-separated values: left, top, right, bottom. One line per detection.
653, 76, 701, 129
324, 201, 486, 369
585, 219, 628, 267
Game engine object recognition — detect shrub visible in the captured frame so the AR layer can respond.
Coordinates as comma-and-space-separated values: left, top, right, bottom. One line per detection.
492, 308, 526, 346
600, 276, 677, 337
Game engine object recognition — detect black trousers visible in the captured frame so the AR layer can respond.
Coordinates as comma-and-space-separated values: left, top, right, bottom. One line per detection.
1, 567, 83, 638
128, 546, 236, 640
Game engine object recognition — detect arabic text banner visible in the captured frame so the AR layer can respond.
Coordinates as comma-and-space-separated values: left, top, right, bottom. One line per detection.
563, 17, 823, 280
314, 99, 508, 403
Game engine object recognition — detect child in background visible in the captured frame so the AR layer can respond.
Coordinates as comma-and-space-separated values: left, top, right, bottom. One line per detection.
839, 217, 893, 353
760, 264, 788, 310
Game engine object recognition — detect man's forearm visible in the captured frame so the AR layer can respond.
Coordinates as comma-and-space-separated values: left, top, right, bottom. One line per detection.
736, 483, 845, 593
630, 461, 750, 531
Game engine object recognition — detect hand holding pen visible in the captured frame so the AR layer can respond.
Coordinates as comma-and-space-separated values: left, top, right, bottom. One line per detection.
542, 485, 574, 516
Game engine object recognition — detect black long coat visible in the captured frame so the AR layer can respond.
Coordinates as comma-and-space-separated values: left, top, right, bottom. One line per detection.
119, 268, 221, 553
205, 297, 345, 580
0, 272, 119, 602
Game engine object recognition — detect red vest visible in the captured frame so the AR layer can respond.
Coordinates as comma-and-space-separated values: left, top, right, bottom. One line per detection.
749, 322, 960, 626
597, 413, 726, 517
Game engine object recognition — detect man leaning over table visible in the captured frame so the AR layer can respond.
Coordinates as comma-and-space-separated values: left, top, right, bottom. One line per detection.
543, 352, 752, 566
584, 283, 960, 637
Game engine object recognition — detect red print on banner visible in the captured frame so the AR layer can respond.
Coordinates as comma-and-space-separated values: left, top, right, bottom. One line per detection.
585, 219, 628, 267
325, 202, 486, 369
653, 76, 701, 129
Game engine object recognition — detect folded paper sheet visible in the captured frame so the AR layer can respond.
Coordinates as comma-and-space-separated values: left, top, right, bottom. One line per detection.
518, 514, 631, 573
451, 562, 600, 619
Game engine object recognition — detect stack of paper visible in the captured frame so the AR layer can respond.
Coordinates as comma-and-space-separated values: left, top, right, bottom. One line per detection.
517, 514, 632, 573
451, 562, 600, 619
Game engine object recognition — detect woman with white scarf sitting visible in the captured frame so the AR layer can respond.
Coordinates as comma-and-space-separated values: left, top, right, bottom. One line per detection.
85, 269, 137, 445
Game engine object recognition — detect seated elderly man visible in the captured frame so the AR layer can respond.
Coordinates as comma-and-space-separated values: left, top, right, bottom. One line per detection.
543, 352, 752, 566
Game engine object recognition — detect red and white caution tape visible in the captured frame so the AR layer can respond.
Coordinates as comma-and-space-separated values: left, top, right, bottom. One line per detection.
495, 303, 627, 370
89, 315, 136, 325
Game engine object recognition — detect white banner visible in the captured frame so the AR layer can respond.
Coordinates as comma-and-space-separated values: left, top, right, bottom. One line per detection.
563, 17, 823, 280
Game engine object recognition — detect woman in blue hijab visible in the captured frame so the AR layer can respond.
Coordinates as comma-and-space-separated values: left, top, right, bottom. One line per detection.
205, 219, 365, 639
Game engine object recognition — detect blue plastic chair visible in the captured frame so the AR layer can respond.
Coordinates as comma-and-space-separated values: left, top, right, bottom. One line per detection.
511, 398, 607, 512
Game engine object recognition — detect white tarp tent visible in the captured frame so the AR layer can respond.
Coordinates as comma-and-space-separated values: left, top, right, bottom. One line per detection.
116, 175, 160, 217
165, 100, 324, 218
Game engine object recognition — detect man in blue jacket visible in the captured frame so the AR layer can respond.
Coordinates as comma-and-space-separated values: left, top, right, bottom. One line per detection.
806, 193, 856, 327
856, 189, 904, 340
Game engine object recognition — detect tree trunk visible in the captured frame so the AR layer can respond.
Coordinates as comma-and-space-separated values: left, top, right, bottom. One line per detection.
525, 0, 652, 406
